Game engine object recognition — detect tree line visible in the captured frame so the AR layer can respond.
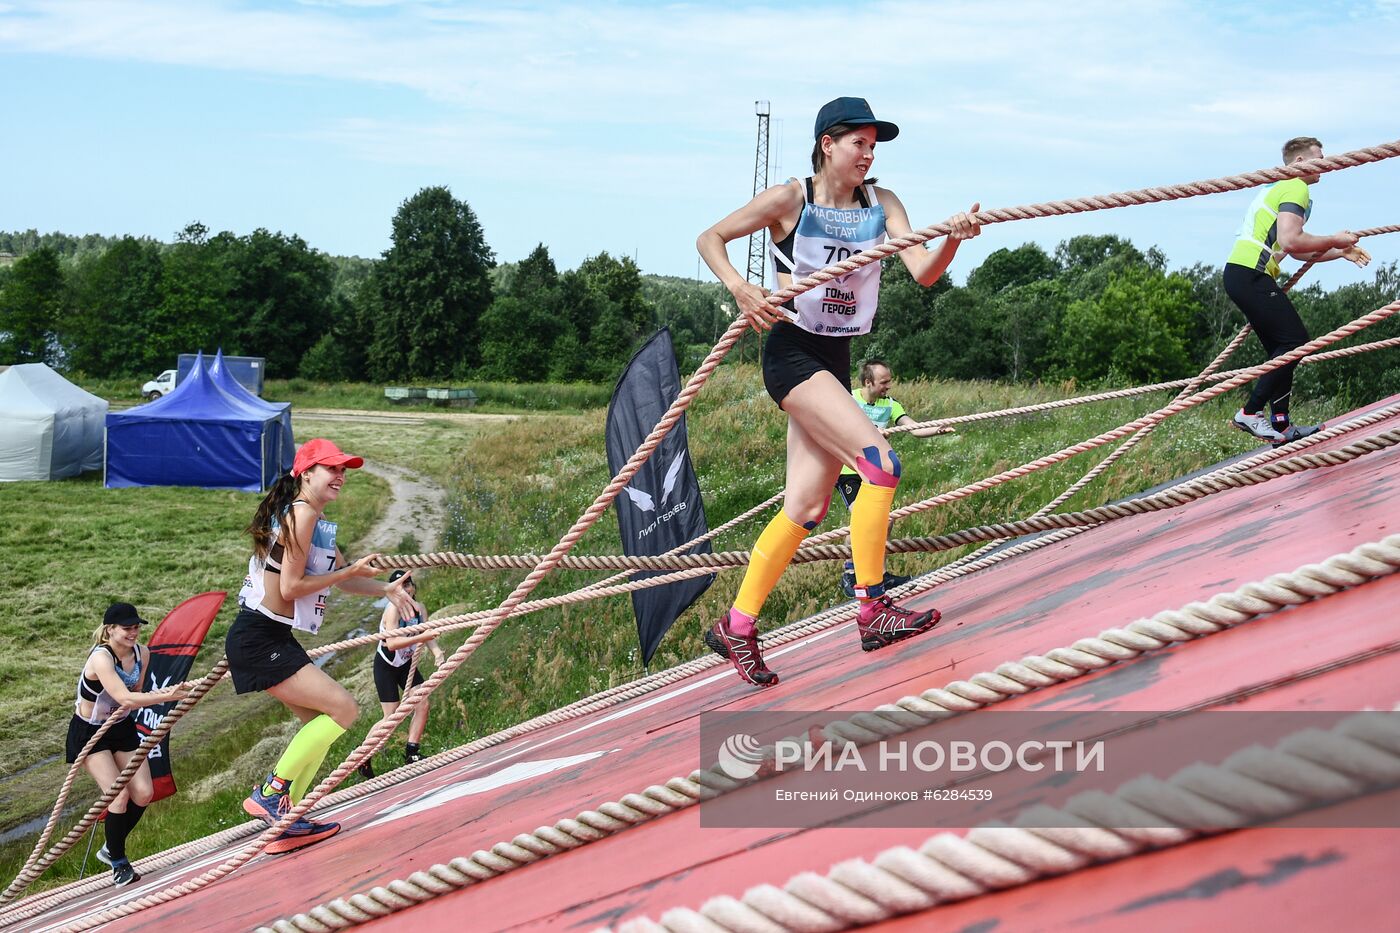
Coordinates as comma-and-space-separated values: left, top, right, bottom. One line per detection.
2, 187, 1395, 405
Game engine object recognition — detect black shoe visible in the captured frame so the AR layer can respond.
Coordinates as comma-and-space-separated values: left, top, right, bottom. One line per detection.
842, 570, 912, 599
112, 859, 140, 887
357, 760, 375, 780
96, 843, 112, 867
882, 571, 913, 591
1272, 422, 1323, 447
840, 569, 858, 599
404, 749, 423, 765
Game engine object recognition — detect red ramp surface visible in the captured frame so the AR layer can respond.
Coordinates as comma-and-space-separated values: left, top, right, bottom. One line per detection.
10, 395, 1400, 932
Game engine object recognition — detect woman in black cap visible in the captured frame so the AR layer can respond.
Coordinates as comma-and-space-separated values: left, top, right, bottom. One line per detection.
67, 602, 192, 887
696, 96, 981, 687
357, 569, 445, 779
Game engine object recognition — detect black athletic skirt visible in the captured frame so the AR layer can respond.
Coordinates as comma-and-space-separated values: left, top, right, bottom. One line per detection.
225, 607, 313, 694
373, 653, 426, 703
761, 321, 852, 407
65, 714, 140, 763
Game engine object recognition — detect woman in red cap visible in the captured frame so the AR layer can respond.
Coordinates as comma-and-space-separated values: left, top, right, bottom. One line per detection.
696, 97, 981, 687
228, 438, 416, 853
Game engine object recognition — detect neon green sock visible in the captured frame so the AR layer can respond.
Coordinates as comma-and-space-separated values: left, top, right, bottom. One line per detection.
265, 715, 346, 801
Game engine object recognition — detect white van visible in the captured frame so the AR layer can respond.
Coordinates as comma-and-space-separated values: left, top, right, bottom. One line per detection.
141, 369, 176, 400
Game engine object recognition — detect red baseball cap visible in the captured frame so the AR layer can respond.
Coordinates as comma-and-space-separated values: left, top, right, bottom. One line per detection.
292, 438, 364, 477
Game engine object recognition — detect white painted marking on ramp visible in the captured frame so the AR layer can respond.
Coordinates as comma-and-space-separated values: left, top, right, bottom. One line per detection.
362, 750, 615, 829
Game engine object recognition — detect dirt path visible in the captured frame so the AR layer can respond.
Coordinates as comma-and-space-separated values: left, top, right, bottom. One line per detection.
357, 460, 449, 553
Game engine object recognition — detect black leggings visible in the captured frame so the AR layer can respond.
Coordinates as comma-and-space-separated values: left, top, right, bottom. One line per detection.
1224, 264, 1310, 418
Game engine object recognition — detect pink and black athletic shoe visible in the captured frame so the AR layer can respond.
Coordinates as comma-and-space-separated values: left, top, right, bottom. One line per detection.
704, 613, 779, 687
857, 596, 941, 652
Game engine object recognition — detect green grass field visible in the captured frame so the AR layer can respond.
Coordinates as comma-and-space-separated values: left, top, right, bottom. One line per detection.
0, 364, 1368, 894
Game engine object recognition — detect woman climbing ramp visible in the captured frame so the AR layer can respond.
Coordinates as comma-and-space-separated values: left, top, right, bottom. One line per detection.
696, 96, 981, 687
357, 569, 444, 780
66, 602, 192, 886
229, 438, 416, 852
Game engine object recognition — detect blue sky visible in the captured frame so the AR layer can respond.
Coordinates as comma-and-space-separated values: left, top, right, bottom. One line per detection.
3, 0, 1398, 290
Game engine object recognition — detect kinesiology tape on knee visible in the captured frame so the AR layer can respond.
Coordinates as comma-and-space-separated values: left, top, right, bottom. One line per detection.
733, 510, 810, 618
855, 446, 900, 488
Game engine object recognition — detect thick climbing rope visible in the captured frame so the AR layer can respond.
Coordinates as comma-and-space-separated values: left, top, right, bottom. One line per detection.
17, 146, 1400, 917
810, 299, 1400, 545
372, 301, 1400, 574
252, 533, 1400, 932
605, 707, 1400, 933
10, 401, 1395, 926
343, 425, 1400, 577
881, 333, 1400, 438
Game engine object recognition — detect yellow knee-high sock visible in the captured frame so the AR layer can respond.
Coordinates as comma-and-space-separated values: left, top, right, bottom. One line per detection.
267, 714, 346, 802
733, 510, 810, 618
850, 482, 896, 591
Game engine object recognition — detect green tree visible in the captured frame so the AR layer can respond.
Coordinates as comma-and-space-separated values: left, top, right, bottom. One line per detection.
370, 186, 495, 380
0, 247, 66, 364
226, 229, 336, 377
144, 223, 238, 370
573, 252, 650, 381
966, 243, 1057, 295
62, 237, 164, 375
990, 279, 1065, 381
1057, 265, 1197, 383
852, 259, 951, 379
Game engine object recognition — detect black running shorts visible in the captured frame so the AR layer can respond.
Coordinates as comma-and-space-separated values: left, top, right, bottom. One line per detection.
372, 653, 426, 703
834, 472, 863, 509
761, 321, 852, 407
65, 714, 140, 763
225, 607, 312, 694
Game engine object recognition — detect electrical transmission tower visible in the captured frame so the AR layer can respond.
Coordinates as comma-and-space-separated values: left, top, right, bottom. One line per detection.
745, 100, 771, 286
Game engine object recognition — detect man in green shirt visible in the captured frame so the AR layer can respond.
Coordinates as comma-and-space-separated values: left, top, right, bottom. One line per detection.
835, 359, 918, 597
1225, 136, 1370, 445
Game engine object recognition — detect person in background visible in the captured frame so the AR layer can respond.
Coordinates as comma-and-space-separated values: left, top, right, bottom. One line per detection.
67, 602, 191, 886
358, 569, 445, 779
1225, 136, 1370, 446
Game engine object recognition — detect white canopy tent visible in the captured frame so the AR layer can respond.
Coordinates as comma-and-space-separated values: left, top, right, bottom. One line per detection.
0, 363, 108, 481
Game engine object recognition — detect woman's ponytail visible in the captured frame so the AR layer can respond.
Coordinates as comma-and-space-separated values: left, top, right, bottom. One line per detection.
247, 473, 302, 559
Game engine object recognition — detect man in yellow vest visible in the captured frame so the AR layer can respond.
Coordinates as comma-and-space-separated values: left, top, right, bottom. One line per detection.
1224, 136, 1370, 445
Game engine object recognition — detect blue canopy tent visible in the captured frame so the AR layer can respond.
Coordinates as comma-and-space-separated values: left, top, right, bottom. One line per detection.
105, 352, 281, 491
209, 349, 294, 473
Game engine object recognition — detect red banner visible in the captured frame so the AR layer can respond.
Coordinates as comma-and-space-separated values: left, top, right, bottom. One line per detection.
133, 591, 225, 802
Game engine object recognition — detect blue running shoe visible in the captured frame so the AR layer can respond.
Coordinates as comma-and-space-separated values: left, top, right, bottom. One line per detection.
242, 779, 292, 825
264, 820, 341, 855
243, 777, 324, 836
111, 858, 140, 887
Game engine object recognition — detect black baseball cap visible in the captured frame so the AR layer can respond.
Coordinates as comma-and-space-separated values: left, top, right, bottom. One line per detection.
104, 602, 149, 627
814, 97, 899, 142
389, 569, 414, 583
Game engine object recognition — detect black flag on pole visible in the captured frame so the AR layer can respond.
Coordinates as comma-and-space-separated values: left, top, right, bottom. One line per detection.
605, 328, 713, 664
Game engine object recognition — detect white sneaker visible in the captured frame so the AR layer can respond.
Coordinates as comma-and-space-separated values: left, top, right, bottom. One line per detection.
1232, 410, 1284, 443
96, 844, 112, 867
